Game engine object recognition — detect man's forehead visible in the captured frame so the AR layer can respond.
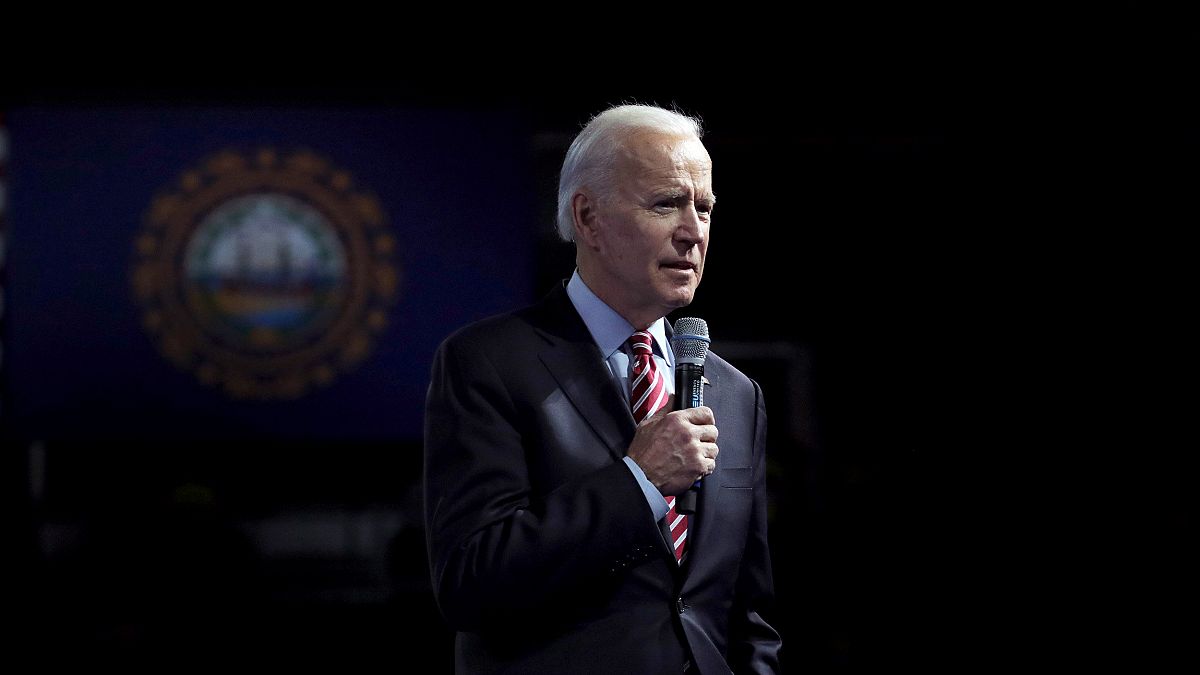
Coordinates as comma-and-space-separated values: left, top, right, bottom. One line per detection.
617, 131, 712, 178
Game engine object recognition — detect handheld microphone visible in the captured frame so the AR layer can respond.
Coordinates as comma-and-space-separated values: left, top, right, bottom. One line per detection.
671, 317, 710, 516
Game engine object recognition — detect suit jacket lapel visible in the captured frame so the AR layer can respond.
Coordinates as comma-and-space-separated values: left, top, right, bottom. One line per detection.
540, 333, 683, 567
533, 285, 636, 462
533, 286, 695, 571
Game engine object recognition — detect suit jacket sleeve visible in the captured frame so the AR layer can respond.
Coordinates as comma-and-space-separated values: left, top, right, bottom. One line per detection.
423, 328, 665, 632
728, 379, 783, 673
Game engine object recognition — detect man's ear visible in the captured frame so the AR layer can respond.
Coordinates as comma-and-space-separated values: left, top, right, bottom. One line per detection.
572, 191, 600, 249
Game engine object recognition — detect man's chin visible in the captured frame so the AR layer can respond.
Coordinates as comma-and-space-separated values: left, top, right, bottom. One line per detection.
661, 286, 698, 311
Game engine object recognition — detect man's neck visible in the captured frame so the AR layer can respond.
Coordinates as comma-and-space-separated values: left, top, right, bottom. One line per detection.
575, 266, 664, 330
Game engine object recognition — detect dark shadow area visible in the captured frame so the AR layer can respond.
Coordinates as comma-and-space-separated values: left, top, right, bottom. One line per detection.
2, 33, 1192, 671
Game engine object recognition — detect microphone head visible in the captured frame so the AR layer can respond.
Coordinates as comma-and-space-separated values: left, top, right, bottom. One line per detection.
671, 317, 711, 366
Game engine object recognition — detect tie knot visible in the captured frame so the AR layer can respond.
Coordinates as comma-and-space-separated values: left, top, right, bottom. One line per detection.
628, 331, 654, 354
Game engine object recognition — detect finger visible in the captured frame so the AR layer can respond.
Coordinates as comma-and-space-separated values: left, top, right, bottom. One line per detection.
699, 442, 720, 460
694, 424, 719, 443
682, 405, 715, 425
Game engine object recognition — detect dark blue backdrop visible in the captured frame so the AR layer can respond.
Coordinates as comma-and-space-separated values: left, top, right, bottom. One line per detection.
4, 106, 536, 442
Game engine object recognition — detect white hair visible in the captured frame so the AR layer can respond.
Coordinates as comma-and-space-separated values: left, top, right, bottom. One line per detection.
555, 104, 704, 242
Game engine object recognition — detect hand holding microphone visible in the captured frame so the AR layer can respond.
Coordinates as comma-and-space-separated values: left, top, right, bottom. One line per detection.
625, 317, 716, 509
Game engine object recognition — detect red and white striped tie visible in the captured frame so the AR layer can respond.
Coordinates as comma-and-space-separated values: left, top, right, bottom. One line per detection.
628, 331, 688, 561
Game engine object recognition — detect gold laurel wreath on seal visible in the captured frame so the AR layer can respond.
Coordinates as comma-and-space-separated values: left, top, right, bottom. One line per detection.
131, 147, 400, 400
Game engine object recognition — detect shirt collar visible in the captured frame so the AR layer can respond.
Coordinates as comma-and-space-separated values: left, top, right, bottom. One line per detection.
566, 269, 672, 363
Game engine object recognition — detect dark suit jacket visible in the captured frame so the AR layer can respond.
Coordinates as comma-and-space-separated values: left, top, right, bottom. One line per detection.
424, 284, 781, 674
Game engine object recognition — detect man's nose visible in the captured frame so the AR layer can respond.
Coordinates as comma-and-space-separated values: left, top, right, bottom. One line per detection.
674, 204, 706, 245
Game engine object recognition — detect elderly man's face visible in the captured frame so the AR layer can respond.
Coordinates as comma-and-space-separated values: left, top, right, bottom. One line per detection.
581, 131, 714, 326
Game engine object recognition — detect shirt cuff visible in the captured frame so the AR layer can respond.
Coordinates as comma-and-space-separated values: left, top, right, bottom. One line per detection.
623, 456, 670, 521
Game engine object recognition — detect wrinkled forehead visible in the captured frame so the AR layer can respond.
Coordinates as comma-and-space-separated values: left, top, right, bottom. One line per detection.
615, 130, 712, 182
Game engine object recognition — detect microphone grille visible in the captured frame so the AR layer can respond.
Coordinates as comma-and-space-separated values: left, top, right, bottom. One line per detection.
671, 317, 711, 365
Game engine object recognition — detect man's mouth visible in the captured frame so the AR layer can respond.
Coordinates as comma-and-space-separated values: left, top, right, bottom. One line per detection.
661, 261, 697, 271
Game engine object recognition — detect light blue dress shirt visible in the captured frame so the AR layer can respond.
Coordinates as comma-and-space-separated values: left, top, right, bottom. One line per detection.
566, 270, 673, 522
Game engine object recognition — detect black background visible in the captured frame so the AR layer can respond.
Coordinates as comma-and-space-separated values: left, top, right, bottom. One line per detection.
2, 19, 1192, 671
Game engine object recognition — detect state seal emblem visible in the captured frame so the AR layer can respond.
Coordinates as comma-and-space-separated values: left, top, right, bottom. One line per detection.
131, 148, 399, 399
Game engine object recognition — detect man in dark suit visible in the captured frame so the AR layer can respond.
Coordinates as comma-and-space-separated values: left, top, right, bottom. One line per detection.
424, 104, 782, 674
